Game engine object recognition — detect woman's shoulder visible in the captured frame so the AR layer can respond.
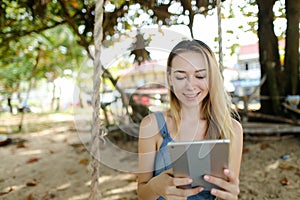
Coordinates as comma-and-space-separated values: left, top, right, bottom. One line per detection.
140, 111, 168, 125
230, 118, 243, 141
139, 112, 165, 138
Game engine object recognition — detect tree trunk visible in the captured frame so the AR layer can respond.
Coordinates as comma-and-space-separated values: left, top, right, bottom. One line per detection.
7, 96, 13, 113
256, 0, 282, 114
284, 0, 300, 95
51, 83, 56, 110
19, 47, 41, 131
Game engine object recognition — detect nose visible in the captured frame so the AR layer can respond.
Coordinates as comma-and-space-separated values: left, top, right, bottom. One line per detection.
186, 75, 197, 90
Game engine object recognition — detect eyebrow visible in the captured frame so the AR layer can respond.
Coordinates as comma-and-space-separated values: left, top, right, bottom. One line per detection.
173, 69, 206, 73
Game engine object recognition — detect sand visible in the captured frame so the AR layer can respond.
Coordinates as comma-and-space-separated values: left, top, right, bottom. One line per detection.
0, 112, 300, 199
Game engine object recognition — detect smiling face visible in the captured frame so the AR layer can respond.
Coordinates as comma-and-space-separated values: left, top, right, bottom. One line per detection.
168, 51, 209, 108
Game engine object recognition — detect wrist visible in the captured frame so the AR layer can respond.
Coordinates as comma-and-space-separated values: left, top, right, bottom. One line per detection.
148, 177, 160, 197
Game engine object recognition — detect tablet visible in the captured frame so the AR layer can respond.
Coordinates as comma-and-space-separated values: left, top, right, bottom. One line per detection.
167, 139, 230, 189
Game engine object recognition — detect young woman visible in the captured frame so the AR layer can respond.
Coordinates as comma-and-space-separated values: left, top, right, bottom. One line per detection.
137, 40, 243, 200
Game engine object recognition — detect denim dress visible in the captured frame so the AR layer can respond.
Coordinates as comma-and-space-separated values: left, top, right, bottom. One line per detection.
153, 112, 216, 200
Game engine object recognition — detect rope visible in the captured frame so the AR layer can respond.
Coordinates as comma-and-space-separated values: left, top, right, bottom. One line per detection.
90, 0, 104, 199
217, 0, 223, 72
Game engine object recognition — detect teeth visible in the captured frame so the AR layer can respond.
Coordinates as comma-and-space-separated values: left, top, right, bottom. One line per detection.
184, 93, 198, 98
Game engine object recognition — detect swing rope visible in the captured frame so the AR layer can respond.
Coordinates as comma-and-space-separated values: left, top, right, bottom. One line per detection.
89, 1, 223, 199
217, 0, 223, 72
90, 0, 104, 199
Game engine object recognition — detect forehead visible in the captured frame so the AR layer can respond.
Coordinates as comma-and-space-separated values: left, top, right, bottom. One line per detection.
171, 51, 207, 72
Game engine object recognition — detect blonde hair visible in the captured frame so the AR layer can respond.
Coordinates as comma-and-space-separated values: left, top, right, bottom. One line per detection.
167, 40, 239, 140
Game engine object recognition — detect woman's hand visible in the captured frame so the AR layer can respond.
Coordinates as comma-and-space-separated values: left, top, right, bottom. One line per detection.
204, 169, 240, 200
149, 169, 203, 199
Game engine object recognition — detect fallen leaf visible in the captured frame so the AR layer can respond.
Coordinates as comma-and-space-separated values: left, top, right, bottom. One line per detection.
279, 164, 296, 170
79, 158, 89, 165
0, 187, 13, 196
17, 143, 26, 148
243, 148, 250, 153
295, 170, 300, 177
26, 157, 40, 164
260, 143, 275, 150
49, 150, 56, 154
66, 169, 77, 175
280, 177, 290, 186
42, 192, 56, 199
26, 179, 38, 186
25, 193, 33, 200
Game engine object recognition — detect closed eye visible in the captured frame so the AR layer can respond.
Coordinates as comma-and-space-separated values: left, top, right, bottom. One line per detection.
175, 76, 186, 80
196, 75, 206, 79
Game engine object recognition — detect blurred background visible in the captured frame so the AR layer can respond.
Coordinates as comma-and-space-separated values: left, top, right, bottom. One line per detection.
0, 0, 299, 199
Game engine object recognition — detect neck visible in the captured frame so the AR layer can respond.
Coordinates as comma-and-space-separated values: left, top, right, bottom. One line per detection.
180, 105, 202, 120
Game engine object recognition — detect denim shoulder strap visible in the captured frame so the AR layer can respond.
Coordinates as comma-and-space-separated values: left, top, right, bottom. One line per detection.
154, 112, 169, 139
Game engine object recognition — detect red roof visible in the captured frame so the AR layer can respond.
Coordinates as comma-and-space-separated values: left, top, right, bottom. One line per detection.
239, 40, 288, 55
239, 43, 258, 55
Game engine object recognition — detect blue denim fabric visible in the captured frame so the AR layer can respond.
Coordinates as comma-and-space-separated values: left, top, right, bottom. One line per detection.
153, 112, 215, 200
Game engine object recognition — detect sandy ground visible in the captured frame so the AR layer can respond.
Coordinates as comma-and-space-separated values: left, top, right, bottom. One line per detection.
0, 112, 300, 200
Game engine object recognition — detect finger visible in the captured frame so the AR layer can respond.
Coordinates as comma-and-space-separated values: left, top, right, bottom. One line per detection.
167, 186, 203, 197
211, 188, 237, 200
204, 173, 240, 198
224, 169, 239, 184
165, 195, 188, 200
204, 175, 229, 189
173, 177, 193, 186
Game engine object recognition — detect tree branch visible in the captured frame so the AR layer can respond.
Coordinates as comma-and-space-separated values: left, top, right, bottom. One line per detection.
0, 20, 67, 45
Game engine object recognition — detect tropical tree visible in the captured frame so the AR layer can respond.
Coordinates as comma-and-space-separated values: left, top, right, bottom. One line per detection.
1, 0, 299, 118
239, 0, 299, 116
0, 0, 224, 114
284, 0, 300, 96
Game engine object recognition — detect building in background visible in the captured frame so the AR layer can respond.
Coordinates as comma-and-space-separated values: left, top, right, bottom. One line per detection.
116, 59, 168, 108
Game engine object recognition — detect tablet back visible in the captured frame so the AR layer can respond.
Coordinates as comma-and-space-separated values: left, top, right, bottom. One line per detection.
167, 139, 229, 189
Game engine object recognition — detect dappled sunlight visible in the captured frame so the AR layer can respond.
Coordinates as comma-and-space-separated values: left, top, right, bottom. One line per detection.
17, 149, 44, 156
56, 182, 72, 190
49, 113, 75, 122
103, 181, 137, 195
84, 173, 137, 199
101, 194, 131, 200
67, 193, 90, 200
29, 126, 71, 137
1, 184, 26, 194
85, 173, 137, 186
265, 160, 280, 172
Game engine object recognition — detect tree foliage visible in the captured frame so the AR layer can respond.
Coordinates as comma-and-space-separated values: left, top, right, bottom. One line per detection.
0, 0, 222, 97
0, 0, 299, 117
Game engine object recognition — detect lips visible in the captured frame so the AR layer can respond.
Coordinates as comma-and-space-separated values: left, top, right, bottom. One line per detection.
183, 92, 200, 98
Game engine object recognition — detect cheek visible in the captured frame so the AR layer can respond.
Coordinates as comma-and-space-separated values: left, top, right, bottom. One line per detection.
171, 79, 186, 91
199, 79, 209, 89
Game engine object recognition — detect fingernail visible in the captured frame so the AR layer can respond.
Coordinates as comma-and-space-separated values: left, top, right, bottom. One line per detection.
224, 169, 230, 174
204, 175, 210, 180
188, 178, 193, 183
211, 188, 216, 195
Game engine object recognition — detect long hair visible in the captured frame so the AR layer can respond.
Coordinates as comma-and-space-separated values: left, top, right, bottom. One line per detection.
167, 39, 239, 140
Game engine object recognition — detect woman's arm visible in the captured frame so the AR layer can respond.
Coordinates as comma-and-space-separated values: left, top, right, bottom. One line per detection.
137, 114, 161, 199
204, 119, 243, 200
229, 119, 244, 176
137, 113, 203, 200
